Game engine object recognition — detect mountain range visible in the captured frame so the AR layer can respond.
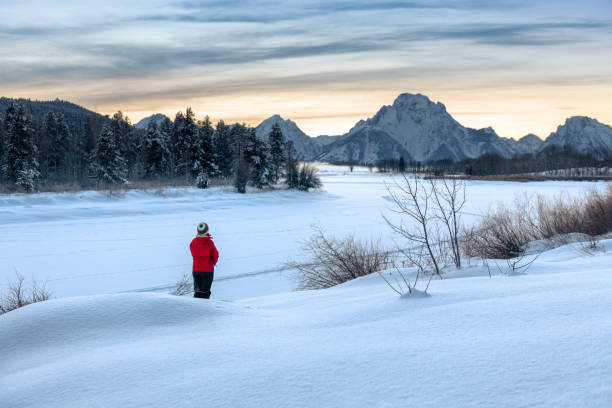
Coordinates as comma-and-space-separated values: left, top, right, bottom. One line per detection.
249, 93, 612, 163
3, 93, 612, 163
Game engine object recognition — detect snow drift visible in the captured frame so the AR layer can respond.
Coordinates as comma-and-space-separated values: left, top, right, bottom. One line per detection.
2, 239, 612, 408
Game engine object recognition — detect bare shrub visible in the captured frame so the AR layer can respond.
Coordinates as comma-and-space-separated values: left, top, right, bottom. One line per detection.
581, 185, 612, 235
465, 184, 612, 259
289, 227, 394, 290
297, 164, 322, 191
430, 177, 466, 268
171, 273, 193, 296
462, 201, 539, 259
384, 173, 466, 277
377, 262, 434, 297
0, 273, 53, 315
493, 251, 540, 276
536, 193, 583, 238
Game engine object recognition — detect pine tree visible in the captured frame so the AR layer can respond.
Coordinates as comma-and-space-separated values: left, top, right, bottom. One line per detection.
267, 123, 285, 184
44, 113, 71, 181
171, 111, 185, 174
5, 103, 40, 190
196, 115, 215, 177
231, 124, 249, 193
111, 111, 137, 177
398, 156, 406, 173
213, 120, 233, 178
172, 108, 199, 178
234, 155, 249, 193
0, 117, 6, 183
91, 124, 127, 184
142, 122, 171, 179
285, 140, 299, 189
159, 117, 175, 173
245, 127, 268, 189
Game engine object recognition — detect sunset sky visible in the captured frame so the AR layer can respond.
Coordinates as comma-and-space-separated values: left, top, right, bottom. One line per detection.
1, 0, 612, 139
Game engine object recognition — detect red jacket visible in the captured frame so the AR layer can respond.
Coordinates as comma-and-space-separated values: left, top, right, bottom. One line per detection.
190, 236, 219, 272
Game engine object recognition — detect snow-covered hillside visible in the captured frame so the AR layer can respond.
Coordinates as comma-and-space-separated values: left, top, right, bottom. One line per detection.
1, 238, 611, 407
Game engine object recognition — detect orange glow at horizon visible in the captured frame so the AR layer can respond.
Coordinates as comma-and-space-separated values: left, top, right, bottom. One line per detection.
111, 85, 612, 140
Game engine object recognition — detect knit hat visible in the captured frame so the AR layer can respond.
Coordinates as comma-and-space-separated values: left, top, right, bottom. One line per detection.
197, 222, 209, 237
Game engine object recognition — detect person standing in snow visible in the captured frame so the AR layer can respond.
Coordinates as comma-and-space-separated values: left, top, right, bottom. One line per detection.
190, 222, 219, 299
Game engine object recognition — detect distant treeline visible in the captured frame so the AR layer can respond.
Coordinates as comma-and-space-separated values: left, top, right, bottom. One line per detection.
0, 102, 318, 193
374, 146, 612, 176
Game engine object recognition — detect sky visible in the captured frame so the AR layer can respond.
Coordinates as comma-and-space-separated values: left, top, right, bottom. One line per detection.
1, 0, 612, 139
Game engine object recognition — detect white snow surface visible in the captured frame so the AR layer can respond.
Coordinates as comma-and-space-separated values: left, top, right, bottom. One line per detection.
0, 169, 605, 300
1, 168, 612, 407
1, 239, 612, 407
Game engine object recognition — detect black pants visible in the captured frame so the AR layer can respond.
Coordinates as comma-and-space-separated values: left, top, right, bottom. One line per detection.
193, 271, 214, 299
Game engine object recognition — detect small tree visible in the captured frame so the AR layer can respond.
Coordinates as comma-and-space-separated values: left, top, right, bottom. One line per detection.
142, 122, 171, 179
267, 123, 285, 184
90, 124, 127, 184
5, 102, 40, 189
213, 120, 233, 178
195, 172, 209, 189
285, 140, 299, 189
234, 155, 249, 193
245, 128, 269, 189
196, 115, 215, 177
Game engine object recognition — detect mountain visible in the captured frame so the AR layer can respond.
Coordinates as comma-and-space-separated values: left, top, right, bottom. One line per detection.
134, 113, 170, 130
0, 97, 106, 131
312, 135, 341, 146
319, 127, 412, 164
319, 93, 516, 163
541, 116, 612, 158
255, 115, 321, 160
512, 133, 544, 155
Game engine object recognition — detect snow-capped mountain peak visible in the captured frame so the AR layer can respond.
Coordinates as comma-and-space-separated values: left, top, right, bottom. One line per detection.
134, 113, 170, 129
542, 116, 612, 157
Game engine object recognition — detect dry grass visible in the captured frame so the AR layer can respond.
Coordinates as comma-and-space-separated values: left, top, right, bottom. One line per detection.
171, 273, 193, 296
463, 184, 612, 259
0, 273, 53, 315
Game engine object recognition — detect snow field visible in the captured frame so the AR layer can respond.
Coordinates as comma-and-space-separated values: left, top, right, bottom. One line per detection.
1, 238, 611, 407
0, 169, 604, 300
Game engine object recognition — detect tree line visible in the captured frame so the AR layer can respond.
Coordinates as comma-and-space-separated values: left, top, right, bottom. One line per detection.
375, 146, 612, 176
0, 102, 319, 193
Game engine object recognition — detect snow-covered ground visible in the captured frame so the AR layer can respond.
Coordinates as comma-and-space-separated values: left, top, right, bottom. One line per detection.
0, 166, 605, 300
1, 238, 611, 407
1, 166, 611, 407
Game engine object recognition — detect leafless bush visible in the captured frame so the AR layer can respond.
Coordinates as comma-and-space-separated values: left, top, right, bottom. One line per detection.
0, 273, 53, 315
384, 173, 466, 277
493, 250, 540, 276
377, 261, 434, 297
462, 199, 539, 259
289, 227, 395, 290
581, 185, 612, 235
171, 273, 193, 296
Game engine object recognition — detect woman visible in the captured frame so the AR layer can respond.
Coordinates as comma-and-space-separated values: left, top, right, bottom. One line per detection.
189, 222, 219, 299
